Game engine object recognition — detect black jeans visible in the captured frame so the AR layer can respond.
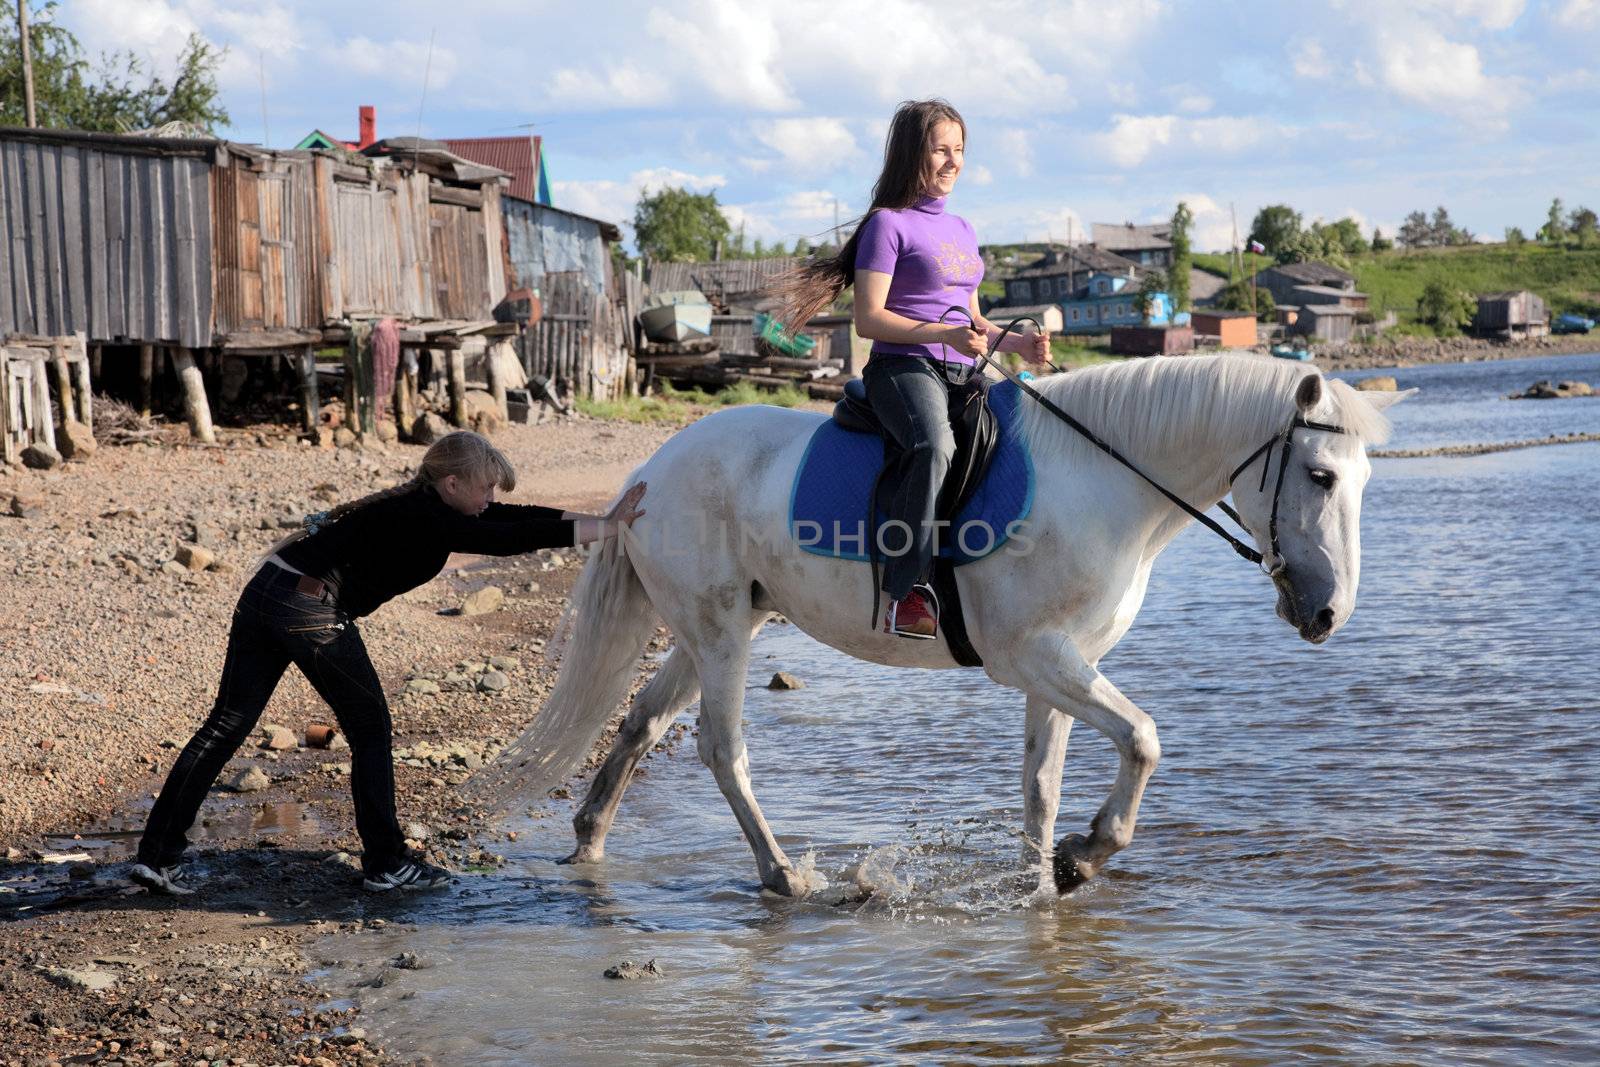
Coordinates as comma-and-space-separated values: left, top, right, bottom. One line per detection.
137, 564, 406, 877
862, 354, 966, 601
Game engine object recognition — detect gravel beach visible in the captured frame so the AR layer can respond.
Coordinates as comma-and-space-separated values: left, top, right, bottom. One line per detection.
0, 413, 681, 1065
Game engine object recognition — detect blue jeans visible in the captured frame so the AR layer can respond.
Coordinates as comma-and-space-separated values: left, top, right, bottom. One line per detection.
137, 564, 407, 877
863, 354, 963, 601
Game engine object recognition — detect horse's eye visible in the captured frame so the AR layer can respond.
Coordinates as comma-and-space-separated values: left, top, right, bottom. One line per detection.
1309, 468, 1336, 489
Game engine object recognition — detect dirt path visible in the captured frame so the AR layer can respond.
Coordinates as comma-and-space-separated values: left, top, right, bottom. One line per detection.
0, 413, 682, 1066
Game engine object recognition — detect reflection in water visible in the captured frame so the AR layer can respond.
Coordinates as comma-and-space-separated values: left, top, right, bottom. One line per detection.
338, 357, 1600, 1065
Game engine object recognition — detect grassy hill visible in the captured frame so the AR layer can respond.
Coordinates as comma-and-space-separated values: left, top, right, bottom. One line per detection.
1195, 245, 1600, 323
1349, 245, 1600, 321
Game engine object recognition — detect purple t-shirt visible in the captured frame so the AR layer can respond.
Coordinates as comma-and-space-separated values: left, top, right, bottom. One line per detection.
854, 196, 985, 364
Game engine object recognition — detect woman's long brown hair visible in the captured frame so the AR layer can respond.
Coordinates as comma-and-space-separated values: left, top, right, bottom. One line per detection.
774, 99, 966, 330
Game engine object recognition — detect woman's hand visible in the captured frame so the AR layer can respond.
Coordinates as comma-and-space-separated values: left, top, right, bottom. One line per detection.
1024, 330, 1051, 364
943, 324, 987, 360
606, 482, 647, 526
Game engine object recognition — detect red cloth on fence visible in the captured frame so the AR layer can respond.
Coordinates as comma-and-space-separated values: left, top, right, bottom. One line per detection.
372, 318, 400, 420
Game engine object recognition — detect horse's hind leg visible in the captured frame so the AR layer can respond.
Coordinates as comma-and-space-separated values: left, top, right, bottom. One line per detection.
564, 612, 775, 865
693, 621, 809, 897
563, 646, 701, 864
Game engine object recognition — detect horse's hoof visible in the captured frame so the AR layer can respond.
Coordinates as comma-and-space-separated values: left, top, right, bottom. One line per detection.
1052, 833, 1097, 894
558, 845, 603, 865
763, 867, 811, 898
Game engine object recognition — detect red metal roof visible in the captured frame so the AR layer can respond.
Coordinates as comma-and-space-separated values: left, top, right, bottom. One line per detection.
442, 136, 539, 203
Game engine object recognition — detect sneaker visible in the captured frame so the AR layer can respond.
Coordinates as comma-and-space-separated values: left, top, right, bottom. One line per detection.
883, 585, 939, 640
129, 862, 196, 896
362, 859, 454, 893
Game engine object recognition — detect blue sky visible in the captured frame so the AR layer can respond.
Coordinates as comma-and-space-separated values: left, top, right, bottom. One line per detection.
57, 0, 1600, 252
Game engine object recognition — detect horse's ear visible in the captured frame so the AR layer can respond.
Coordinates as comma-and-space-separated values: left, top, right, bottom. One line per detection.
1294, 374, 1323, 413
1361, 387, 1419, 412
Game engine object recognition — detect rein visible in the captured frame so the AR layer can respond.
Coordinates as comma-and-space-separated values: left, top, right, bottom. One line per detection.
971, 313, 1352, 572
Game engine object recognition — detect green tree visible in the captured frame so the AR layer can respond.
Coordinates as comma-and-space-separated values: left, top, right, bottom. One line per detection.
1, 4, 227, 131
1539, 198, 1567, 244
1371, 227, 1393, 253
633, 187, 733, 263
1416, 280, 1475, 335
1133, 269, 1168, 322
1504, 226, 1527, 246
1398, 210, 1432, 249
1168, 201, 1193, 312
1568, 206, 1598, 249
1218, 279, 1275, 321
1247, 204, 1302, 256
1321, 217, 1369, 255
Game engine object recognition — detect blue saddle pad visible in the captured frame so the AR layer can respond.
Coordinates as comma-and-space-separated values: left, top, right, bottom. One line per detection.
789, 378, 1034, 565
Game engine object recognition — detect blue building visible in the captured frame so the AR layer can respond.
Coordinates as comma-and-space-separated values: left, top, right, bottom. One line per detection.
1058, 272, 1173, 334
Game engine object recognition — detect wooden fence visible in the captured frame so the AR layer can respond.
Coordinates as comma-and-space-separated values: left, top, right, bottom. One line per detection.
517, 270, 635, 401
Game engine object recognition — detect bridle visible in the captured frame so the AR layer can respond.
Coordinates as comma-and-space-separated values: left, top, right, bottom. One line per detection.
971, 313, 1354, 573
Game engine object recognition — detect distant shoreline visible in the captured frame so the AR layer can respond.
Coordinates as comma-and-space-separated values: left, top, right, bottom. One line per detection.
1312, 333, 1599, 374
1371, 430, 1600, 459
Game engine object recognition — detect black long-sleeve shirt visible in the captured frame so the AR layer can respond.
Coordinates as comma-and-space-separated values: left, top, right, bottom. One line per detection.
277, 484, 576, 618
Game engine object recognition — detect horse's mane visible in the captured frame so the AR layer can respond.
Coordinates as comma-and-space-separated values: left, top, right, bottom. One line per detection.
1014, 353, 1394, 466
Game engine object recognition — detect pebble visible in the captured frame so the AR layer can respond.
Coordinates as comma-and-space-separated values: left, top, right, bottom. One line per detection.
461, 586, 504, 616
767, 671, 805, 690
603, 958, 665, 980
405, 678, 441, 696
475, 670, 510, 693
260, 724, 297, 751
229, 767, 270, 793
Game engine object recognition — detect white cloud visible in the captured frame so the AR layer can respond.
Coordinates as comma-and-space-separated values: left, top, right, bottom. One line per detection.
993, 129, 1035, 178
552, 167, 727, 228
1292, 39, 1335, 79
1418, 0, 1526, 29
343, 36, 458, 89
1551, 0, 1600, 27
967, 164, 995, 187
71, 0, 199, 74
543, 64, 671, 109
1175, 93, 1213, 114
750, 117, 859, 174
1096, 114, 1279, 168
1374, 25, 1514, 115
645, 1, 797, 111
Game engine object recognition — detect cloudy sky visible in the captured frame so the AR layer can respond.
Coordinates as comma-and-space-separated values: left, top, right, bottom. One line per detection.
55, 0, 1600, 252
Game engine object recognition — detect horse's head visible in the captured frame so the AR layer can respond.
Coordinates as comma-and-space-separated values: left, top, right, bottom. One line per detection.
1233, 373, 1412, 645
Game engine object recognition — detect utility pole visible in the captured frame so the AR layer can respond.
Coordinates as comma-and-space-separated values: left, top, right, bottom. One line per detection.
17, 0, 38, 128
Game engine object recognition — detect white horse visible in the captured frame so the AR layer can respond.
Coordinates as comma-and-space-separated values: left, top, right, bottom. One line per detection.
482, 353, 1410, 895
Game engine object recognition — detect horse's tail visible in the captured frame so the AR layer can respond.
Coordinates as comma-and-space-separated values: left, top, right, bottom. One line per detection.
469, 515, 658, 815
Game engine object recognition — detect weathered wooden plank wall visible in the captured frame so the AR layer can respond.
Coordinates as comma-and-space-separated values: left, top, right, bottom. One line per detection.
0, 137, 214, 346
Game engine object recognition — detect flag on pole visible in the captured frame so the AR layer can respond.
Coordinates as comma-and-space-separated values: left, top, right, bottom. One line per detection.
1247, 240, 1266, 254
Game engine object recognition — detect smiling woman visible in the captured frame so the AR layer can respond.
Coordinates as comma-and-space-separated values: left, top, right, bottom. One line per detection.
776, 99, 1051, 639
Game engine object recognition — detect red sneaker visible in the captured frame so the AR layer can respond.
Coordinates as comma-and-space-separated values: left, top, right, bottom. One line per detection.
883, 586, 939, 640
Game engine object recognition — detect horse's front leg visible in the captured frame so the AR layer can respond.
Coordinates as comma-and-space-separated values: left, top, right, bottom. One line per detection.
999, 634, 1160, 893
1021, 695, 1074, 894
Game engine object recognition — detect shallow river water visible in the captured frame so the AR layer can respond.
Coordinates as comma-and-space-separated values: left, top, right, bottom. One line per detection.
337, 353, 1600, 1065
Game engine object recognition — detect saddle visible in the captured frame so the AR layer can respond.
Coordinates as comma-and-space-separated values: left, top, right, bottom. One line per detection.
829, 373, 1003, 667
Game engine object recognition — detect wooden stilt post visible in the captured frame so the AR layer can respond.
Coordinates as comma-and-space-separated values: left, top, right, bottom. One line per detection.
31, 358, 56, 452
89, 343, 102, 379
485, 340, 508, 421
171, 347, 215, 444
138, 343, 154, 418
50, 344, 73, 428
393, 358, 414, 439
446, 347, 468, 427
0, 346, 13, 466
299, 345, 320, 435
77, 346, 93, 426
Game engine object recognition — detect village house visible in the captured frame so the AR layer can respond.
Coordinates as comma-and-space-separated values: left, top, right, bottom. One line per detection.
1473, 290, 1549, 338
1059, 273, 1174, 335
1092, 222, 1174, 268
1001, 245, 1145, 306
1252, 260, 1359, 308
980, 304, 1064, 336
1189, 309, 1259, 347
